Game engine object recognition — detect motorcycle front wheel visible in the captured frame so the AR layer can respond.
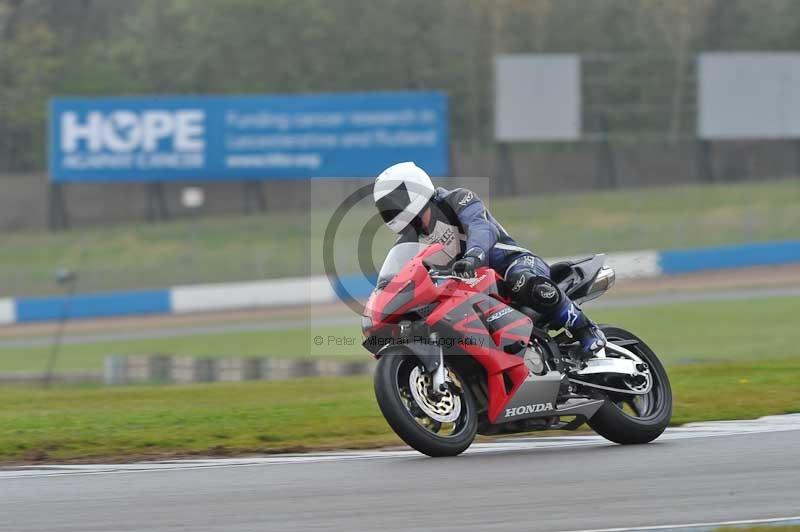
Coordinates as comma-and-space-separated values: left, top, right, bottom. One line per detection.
373, 350, 477, 457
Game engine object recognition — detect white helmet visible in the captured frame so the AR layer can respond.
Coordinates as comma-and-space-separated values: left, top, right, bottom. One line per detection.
373, 162, 435, 234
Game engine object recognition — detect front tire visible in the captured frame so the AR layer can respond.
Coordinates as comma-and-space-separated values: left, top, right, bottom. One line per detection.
374, 350, 477, 457
587, 326, 672, 444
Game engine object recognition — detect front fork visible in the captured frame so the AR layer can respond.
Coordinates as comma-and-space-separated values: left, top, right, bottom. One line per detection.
430, 332, 447, 393
395, 322, 448, 396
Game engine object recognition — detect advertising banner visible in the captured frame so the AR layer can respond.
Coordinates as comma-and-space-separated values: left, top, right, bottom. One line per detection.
49, 92, 449, 182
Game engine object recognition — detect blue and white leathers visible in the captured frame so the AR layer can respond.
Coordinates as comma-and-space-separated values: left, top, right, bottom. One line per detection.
391, 187, 606, 354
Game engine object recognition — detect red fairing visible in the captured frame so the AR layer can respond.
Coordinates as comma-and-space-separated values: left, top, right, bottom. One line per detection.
364, 246, 441, 329
363, 243, 534, 423
424, 278, 532, 422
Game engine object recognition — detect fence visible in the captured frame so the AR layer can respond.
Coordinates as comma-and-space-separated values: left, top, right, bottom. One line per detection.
5, 53, 800, 230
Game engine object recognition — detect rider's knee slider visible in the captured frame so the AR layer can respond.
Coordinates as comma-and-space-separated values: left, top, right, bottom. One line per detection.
528, 276, 563, 311
506, 271, 563, 313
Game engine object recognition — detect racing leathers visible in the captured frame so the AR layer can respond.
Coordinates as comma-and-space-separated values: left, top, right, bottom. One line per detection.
392, 187, 606, 354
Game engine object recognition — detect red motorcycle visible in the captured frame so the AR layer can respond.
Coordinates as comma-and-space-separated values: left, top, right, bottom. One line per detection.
362, 242, 672, 457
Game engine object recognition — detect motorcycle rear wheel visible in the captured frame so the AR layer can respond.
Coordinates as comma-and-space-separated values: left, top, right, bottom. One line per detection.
374, 350, 478, 457
587, 325, 672, 444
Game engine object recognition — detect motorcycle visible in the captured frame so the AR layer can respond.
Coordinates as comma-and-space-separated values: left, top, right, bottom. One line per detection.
362, 242, 672, 457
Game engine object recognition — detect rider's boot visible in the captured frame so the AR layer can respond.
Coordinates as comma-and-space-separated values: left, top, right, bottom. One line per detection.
550, 299, 607, 357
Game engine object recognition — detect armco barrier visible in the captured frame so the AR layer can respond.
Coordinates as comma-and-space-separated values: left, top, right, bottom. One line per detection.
2, 240, 798, 325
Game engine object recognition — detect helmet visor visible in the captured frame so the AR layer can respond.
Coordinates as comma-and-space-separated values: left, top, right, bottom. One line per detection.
375, 182, 411, 225
379, 208, 404, 225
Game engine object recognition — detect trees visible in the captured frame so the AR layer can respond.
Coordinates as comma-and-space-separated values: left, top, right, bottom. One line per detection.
2, 0, 800, 173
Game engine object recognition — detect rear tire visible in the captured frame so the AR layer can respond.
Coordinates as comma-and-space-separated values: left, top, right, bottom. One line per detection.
374, 351, 477, 457
587, 326, 672, 444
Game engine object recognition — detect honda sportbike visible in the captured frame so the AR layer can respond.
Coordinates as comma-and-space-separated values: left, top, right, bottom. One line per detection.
362, 242, 672, 457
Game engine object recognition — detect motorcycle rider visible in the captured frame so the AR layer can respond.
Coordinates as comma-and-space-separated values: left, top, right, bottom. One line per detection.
373, 161, 606, 356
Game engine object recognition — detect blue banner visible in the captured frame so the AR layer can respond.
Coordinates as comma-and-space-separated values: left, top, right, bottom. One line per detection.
49, 92, 449, 182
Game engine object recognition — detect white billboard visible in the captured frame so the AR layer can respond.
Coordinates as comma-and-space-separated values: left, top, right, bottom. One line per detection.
494, 54, 581, 142
698, 52, 800, 139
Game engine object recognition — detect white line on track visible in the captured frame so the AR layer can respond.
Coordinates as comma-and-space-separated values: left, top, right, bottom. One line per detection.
559, 515, 800, 532
1, 413, 799, 480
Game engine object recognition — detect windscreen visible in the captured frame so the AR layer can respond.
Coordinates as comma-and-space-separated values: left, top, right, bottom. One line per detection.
376, 242, 428, 287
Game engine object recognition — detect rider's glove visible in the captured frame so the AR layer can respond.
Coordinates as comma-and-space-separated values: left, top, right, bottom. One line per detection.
452, 247, 485, 278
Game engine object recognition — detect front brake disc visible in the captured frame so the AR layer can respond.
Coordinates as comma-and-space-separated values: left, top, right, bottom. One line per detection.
408, 366, 462, 423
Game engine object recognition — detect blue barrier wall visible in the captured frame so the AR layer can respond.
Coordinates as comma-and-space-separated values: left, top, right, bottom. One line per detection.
659, 240, 800, 275
15, 290, 171, 322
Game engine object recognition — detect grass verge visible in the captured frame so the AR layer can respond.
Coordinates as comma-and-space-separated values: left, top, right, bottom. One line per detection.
0, 357, 797, 464
2, 178, 799, 296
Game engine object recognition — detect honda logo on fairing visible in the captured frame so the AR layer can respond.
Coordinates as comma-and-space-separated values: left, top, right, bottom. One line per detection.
505, 403, 554, 417
486, 307, 513, 322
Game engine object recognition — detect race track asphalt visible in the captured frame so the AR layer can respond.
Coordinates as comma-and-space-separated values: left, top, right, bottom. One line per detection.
2, 416, 799, 532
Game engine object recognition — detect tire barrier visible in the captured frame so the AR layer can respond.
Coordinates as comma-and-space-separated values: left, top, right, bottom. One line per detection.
102, 355, 376, 386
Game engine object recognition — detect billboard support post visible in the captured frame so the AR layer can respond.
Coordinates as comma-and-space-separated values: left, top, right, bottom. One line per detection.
494, 142, 516, 196
146, 182, 169, 222
695, 139, 715, 183
593, 114, 617, 189
47, 183, 69, 231
794, 140, 800, 177
242, 181, 266, 214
